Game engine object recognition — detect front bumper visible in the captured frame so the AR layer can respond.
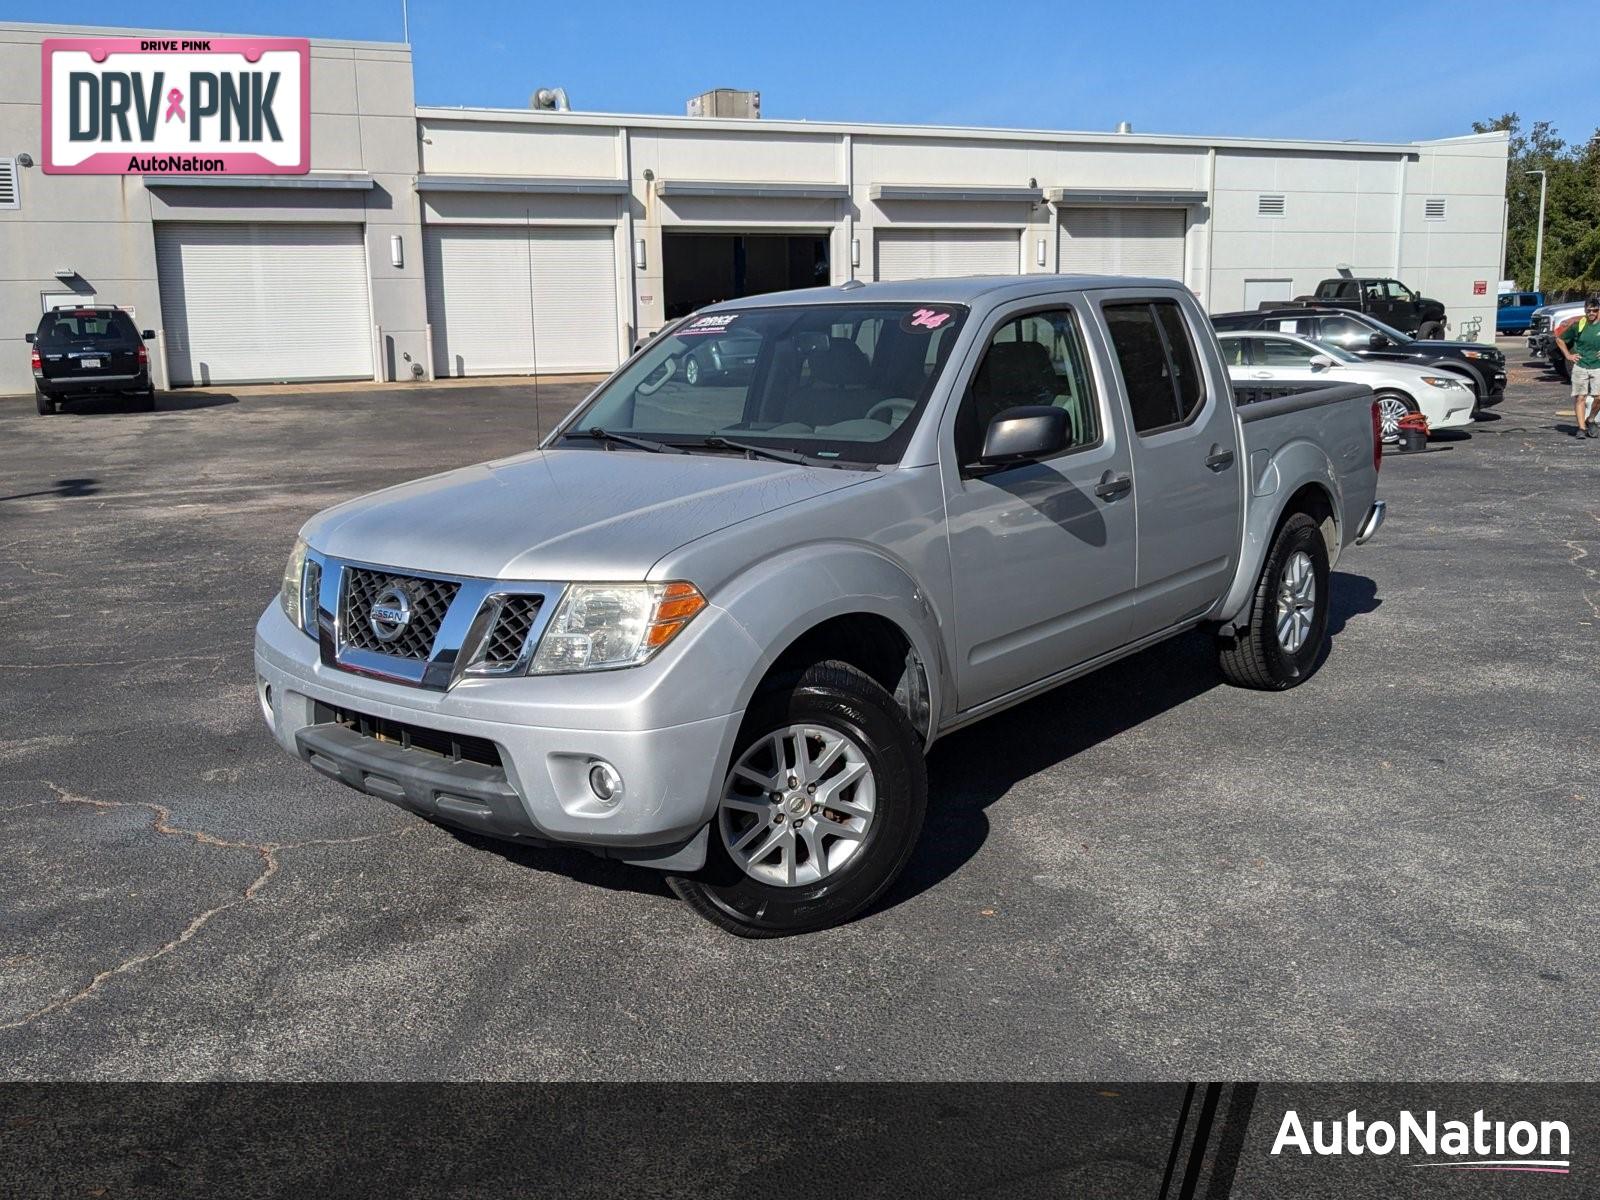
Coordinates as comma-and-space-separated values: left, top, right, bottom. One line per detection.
255, 601, 750, 870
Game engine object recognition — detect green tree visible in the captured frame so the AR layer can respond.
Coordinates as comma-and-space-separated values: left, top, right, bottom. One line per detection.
1477, 114, 1600, 298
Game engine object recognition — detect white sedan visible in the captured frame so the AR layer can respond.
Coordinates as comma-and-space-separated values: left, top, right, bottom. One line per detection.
1218, 330, 1477, 442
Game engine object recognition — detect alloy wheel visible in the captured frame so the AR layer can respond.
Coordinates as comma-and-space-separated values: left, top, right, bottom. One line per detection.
717, 725, 876, 888
1376, 395, 1409, 442
1276, 550, 1317, 653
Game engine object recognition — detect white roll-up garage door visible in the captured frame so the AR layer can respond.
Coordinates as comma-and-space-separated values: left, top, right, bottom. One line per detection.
424, 226, 620, 377
874, 228, 1020, 281
1059, 208, 1187, 280
155, 223, 373, 386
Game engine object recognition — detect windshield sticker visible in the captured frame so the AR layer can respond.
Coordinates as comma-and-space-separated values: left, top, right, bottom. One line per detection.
901, 307, 955, 333
678, 314, 740, 337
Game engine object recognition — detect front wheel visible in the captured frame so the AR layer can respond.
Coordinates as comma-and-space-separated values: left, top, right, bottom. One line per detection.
667, 660, 927, 937
682, 354, 702, 387
1417, 319, 1446, 339
1216, 511, 1331, 690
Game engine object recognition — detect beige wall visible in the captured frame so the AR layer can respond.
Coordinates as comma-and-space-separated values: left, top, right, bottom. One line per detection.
0, 22, 426, 395
419, 108, 1506, 347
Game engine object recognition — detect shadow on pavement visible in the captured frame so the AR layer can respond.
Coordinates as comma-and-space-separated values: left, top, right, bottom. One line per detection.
449, 573, 1383, 925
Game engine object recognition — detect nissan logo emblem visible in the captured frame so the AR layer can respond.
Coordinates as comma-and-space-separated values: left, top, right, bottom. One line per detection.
368, 585, 413, 642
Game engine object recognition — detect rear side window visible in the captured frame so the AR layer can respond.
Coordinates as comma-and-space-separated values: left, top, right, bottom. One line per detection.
1104, 300, 1206, 435
36, 311, 137, 345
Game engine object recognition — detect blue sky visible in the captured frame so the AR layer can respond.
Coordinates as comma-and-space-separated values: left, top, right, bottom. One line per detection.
6, 0, 1589, 145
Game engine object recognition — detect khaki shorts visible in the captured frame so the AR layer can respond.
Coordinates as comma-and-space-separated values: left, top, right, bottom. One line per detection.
1574, 366, 1600, 398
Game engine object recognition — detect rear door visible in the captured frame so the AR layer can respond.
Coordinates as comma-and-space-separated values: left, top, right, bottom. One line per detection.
1097, 291, 1242, 637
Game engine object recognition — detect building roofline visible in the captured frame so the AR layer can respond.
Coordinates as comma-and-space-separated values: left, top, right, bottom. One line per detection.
415, 105, 1426, 156
0, 20, 408, 53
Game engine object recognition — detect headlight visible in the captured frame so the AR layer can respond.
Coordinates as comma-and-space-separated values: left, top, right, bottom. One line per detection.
530, 582, 706, 674
1420, 375, 1465, 389
279, 537, 319, 637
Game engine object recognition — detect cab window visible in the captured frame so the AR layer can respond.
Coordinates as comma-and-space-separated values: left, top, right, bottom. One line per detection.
1104, 300, 1206, 435
954, 308, 1100, 465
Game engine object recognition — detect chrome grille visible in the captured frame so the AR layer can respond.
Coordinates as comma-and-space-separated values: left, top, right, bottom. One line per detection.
1532, 314, 1550, 335
340, 568, 458, 660
475, 595, 543, 672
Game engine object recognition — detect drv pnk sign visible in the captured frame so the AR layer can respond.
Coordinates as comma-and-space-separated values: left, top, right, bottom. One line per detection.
42, 37, 309, 175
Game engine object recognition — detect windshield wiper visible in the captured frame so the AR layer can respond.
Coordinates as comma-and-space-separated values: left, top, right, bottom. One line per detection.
565, 427, 687, 454
695, 436, 837, 467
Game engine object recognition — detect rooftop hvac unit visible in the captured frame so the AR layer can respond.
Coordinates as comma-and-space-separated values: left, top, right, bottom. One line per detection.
687, 89, 761, 119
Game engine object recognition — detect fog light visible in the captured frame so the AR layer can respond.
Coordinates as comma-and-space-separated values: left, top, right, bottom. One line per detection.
587, 761, 624, 806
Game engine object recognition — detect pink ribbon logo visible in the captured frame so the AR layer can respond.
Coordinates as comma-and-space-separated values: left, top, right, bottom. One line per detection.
164, 88, 185, 123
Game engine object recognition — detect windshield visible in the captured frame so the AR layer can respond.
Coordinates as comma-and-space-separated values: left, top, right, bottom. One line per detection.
1315, 341, 1363, 363
563, 302, 969, 465
1358, 314, 1414, 344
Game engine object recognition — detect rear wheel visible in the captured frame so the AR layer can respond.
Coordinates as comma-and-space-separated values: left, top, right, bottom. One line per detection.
1216, 511, 1331, 690
682, 354, 702, 386
134, 389, 156, 412
34, 387, 56, 416
1418, 319, 1446, 339
1374, 391, 1416, 443
667, 660, 926, 937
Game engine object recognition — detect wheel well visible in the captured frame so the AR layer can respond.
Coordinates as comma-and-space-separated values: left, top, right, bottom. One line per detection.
764, 613, 930, 740
1282, 482, 1338, 561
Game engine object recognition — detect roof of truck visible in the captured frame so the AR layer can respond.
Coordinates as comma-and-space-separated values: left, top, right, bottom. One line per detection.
700, 275, 1187, 312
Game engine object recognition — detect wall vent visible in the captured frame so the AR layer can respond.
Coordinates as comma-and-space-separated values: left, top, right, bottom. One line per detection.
0, 157, 18, 210
1257, 193, 1286, 217
1424, 197, 1447, 220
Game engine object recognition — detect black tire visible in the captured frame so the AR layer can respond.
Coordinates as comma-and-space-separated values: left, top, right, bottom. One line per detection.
1554, 356, 1571, 384
1216, 511, 1331, 691
34, 387, 57, 415
668, 660, 927, 937
135, 389, 156, 412
1417, 319, 1446, 339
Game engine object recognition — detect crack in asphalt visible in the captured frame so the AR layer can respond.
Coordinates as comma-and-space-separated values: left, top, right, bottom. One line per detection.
0, 782, 417, 1033
1564, 511, 1600, 621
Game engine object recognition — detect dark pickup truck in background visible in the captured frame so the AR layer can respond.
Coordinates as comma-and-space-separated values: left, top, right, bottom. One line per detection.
1267, 277, 1448, 339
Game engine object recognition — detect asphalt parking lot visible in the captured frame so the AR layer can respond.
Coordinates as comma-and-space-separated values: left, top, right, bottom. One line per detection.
2, 340, 1596, 1082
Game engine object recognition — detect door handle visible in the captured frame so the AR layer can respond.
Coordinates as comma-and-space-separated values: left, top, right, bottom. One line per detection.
1094, 471, 1132, 501
1205, 445, 1235, 472
1251, 370, 1273, 379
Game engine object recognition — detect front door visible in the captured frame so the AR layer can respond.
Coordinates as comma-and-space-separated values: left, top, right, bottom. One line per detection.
1098, 294, 1242, 637
941, 301, 1137, 709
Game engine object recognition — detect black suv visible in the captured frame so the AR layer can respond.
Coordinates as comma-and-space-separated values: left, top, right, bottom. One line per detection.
26, 307, 157, 415
1211, 307, 1506, 403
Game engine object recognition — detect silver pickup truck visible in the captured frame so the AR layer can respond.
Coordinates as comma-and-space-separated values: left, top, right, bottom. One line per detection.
255, 276, 1384, 936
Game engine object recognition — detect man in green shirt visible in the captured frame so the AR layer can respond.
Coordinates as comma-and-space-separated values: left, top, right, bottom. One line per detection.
1557, 296, 1600, 438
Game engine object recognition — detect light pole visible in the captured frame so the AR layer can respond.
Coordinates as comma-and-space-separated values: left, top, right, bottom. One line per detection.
1526, 169, 1548, 291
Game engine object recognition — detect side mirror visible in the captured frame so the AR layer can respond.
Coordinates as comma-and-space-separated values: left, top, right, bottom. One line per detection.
1309, 354, 1335, 369
142, 329, 156, 340
1368, 333, 1386, 349
977, 405, 1069, 467
24, 332, 35, 343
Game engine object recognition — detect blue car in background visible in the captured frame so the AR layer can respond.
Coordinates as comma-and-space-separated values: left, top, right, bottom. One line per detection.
1497, 290, 1546, 335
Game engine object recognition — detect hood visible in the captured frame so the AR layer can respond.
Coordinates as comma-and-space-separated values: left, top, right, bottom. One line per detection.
1405, 339, 1503, 357
304, 447, 872, 581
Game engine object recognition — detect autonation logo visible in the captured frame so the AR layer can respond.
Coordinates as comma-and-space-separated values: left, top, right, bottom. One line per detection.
1272, 1109, 1571, 1175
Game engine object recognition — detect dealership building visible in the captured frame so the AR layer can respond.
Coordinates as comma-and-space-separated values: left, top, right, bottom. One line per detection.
0, 20, 1511, 397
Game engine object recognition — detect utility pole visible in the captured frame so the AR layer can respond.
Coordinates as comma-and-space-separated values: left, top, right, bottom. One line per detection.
1526, 169, 1547, 291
